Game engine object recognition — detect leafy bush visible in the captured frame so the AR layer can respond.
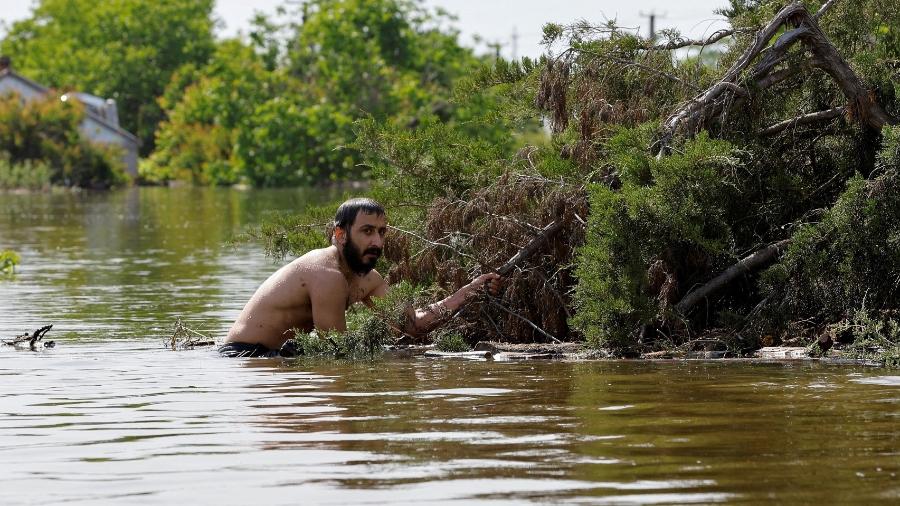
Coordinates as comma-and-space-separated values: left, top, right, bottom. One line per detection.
0, 250, 19, 276
573, 129, 741, 352
760, 168, 900, 340
0, 92, 127, 188
0, 155, 50, 190
434, 330, 469, 352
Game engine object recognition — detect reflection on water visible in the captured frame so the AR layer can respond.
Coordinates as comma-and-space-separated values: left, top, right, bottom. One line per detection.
1, 345, 898, 504
1, 187, 899, 504
0, 186, 333, 339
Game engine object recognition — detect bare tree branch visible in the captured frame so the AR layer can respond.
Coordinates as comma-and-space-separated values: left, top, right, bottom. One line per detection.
654, 1, 894, 157
814, 0, 840, 20
675, 240, 792, 315
650, 28, 742, 50
760, 107, 845, 136
496, 220, 564, 276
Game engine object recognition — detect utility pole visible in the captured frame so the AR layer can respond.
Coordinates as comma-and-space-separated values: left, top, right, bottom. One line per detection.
511, 26, 518, 61
639, 11, 666, 41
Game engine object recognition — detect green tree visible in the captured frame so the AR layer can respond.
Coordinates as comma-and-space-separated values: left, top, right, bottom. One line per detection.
1, 0, 216, 153
0, 92, 126, 187
145, 0, 498, 186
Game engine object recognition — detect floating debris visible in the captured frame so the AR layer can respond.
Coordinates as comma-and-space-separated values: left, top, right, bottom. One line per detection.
3, 325, 54, 350
166, 318, 215, 350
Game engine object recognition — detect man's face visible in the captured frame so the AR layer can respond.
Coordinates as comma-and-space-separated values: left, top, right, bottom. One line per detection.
341, 211, 387, 275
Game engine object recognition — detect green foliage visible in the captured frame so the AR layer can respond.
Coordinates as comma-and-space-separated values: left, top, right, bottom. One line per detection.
761, 170, 900, 333
1, 0, 216, 153
573, 129, 741, 352
357, 116, 509, 203
0, 93, 127, 187
0, 155, 50, 190
823, 309, 900, 367
289, 281, 428, 359
0, 249, 19, 276
433, 330, 469, 352
144, 0, 499, 187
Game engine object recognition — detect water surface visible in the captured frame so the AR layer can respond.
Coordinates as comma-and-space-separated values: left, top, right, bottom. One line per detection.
1, 188, 898, 504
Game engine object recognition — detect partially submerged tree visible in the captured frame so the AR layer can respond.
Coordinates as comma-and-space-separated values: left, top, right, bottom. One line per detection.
258, 0, 900, 362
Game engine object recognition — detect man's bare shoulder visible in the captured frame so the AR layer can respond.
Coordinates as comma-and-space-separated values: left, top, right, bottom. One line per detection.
359, 269, 388, 301
289, 246, 347, 288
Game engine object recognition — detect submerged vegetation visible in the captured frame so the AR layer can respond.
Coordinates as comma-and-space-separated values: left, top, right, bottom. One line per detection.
0, 249, 19, 276
257, 0, 900, 365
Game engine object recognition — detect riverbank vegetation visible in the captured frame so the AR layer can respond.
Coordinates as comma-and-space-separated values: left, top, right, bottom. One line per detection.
257, 0, 900, 365
0, 93, 127, 188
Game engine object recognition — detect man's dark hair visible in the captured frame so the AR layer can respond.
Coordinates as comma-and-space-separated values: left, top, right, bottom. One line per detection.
333, 198, 385, 231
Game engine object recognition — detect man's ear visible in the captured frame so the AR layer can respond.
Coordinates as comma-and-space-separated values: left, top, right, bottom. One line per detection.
334, 226, 346, 245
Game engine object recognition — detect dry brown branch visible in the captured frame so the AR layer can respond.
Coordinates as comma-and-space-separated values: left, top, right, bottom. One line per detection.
759, 107, 845, 136
654, 1, 894, 156
388, 224, 475, 260
496, 220, 564, 276
650, 28, 743, 50
167, 318, 214, 350
675, 240, 792, 315
485, 295, 562, 343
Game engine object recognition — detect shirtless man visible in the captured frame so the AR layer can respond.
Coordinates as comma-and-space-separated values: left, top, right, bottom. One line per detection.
220, 197, 500, 357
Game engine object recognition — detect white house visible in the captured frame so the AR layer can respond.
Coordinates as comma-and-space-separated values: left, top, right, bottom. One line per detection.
0, 56, 140, 177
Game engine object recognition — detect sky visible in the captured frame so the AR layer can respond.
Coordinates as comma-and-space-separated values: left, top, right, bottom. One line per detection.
0, 0, 730, 60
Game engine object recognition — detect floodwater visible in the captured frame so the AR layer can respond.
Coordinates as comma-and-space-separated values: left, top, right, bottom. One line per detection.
1, 188, 899, 504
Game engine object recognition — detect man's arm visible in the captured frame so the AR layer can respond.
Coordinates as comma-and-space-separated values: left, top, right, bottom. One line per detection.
405, 273, 500, 336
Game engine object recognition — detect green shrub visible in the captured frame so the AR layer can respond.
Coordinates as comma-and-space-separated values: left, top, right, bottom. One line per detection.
0, 155, 51, 190
572, 128, 740, 352
434, 330, 469, 352
0, 92, 127, 188
760, 169, 900, 339
0, 250, 20, 276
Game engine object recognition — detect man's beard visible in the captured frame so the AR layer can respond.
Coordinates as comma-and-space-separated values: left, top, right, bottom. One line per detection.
343, 233, 382, 275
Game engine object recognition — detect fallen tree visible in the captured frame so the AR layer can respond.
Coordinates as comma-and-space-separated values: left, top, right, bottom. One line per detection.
256, 1, 900, 364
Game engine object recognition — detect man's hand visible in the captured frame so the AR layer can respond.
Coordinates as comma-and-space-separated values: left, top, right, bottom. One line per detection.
405, 272, 502, 337
462, 272, 502, 299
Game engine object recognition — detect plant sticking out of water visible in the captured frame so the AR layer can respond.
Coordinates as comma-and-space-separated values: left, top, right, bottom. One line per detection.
0, 249, 19, 277
166, 317, 215, 350
433, 330, 469, 352
814, 309, 900, 368
287, 281, 431, 359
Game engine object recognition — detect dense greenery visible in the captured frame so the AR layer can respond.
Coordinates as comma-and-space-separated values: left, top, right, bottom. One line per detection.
0, 92, 127, 188
141, 0, 497, 186
1, 0, 216, 153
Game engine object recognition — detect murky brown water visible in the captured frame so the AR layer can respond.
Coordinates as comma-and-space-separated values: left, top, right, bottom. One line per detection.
1, 188, 899, 504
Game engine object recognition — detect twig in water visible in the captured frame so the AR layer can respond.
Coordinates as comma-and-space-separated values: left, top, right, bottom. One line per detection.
167, 318, 215, 350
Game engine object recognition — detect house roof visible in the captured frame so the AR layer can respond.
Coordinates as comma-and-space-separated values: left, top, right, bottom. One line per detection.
0, 67, 140, 146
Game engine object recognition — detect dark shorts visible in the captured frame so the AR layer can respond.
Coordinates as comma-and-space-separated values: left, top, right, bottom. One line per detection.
218, 340, 299, 358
